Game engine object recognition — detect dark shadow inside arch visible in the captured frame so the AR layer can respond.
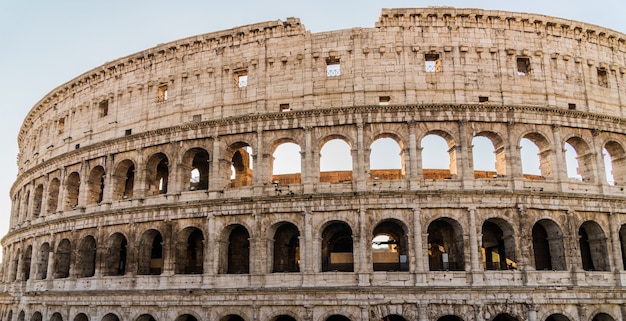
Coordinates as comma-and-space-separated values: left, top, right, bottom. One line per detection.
321, 222, 353, 272
383, 315, 408, 321
592, 313, 615, 321
175, 314, 198, 321
273, 223, 300, 273
220, 315, 245, 321
272, 316, 297, 321
326, 315, 351, 321
437, 315, 464, 321
545, 314, 571, 321
493, 314, 518, 321
427, 218, 464, 271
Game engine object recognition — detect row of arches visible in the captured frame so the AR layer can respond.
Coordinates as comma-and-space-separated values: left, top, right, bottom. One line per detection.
4, 310, 621, 321
6, 216, 626, 282
12, 128, 626, 225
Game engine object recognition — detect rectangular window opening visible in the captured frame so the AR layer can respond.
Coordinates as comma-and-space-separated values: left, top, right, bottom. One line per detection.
326, 57, 340, 77
125, 129, 132, 136
479, 96, 489, 104
425, 53, 441, 73
58, 118, 65, 134
157, 85, 168, 102
597, 68, 608, 87
75, 144, 80, 150
280, 103, 291, 112
379, 96, 391, 106
99, 100, 109, 117
192, 114, 202, 122
235, 70, 248, 88
517, 57, 531, 76
568, 103, 577, 110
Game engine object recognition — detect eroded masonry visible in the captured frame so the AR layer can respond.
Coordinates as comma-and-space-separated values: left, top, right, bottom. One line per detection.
2, 7, 626, 321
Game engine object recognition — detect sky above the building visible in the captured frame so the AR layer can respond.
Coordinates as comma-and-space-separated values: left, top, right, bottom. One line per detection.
0, 0, 625, 260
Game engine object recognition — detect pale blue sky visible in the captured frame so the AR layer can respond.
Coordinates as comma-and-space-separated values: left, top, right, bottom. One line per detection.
0, 0, 625, 259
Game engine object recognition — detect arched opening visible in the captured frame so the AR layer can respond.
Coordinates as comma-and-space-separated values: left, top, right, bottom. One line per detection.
112, 160, 135, 200
272, 142, 302, 185
369, 137, 404, 181
603, 141, 626, 185
183, 148, 210, 191
64, 172, 81, 210
482, 219, 517, 270
437, 316, 464, 321
174, 315, 198, 321
579, 221, 610, 271
320, 138, 352, 183
50, 313, 63, 321
103, 233, 128, 276
30, 312, 42, 321
271, 316, 296, 321
565, 137, 593, 182
54, 238, 71, 278
35, 242, 50, 280
321, 221, 353, 272
22, 191, 30, 222
372, 220, 409, 271
137, 229, 163, 275
532, 219, 566, 270
22, 245, 32, 281
17, 311, 24, 321
101, 314, 120, 321
427, 218, 465, 271
146, 153, 169, 195
620, 224, 626, 270
492, 314, 518, 321
520, 133, 552, 179
229, 144, 254, 188
135, 315, 156, 321
592, 314, 615, 321
74, 313, 89, 321
11, 249, 20, 281
32, 184, 43, 218
382, 315, 407, 321
176, 227, 204, 274
87, 166, 106, 204
219, 315, 244, 321
225, 225, 250, 274
545, 314, 571, 321
47, 178, 60, 214
472, 132, 506, 178
272, 222, 300, 273
325, 315, 351, 321
421, 132, 456, 180
76, 235, 97, 278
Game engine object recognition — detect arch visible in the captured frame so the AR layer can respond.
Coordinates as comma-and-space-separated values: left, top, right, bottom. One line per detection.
521, 132, 552, 179
7, 310, 13, 321
591, 313, 616, 321
272, 222, 300, 273
493, 314, 519, 321
11, 248, 20, 281
321, 221, 353, 272
137, 229, 164, 275
46, 178, 60, 214
564, 137, 593, 182
31, 312, 42, 321
135, 315, 156, 321
325, 315, 351, 321
271, 142, 302, 185
32, 184, 43, 218
103, 233, 128, 276
182, 148, 210, 191
545, 314, 571, 321
64, 171, 80, 210
175, 227, 204, 274
146, 153, 169, 195
74, 313, 89, 321
112, 159, 135, 200
603, 141, 626, 185
22, 245, 32, 280
219, 315, 245, 321
437, 316, 464, 321
54, 238, 71, 278
50, 312, 63, 321
532, 219, 567, 270
473, 131, 506, 178
482, 218, 517, 270
421, 131, 456, 180
270, 315, 297, 321
579, 221, 610, 271
229, 143, 254, 188
87, 165, 106, 204
101, 314, 120, 321
369, 136, 404, 181
619, 224, 626, 270
427, 218, 465, 271
174, 315, 198, 321
225, 225, 250, 274
35, 242, 50, 280
76, 235, 97, 278
320, 138, 352, 183
382, 315, 408, 321
17, 311, 24, 321
372, 220, 409, 272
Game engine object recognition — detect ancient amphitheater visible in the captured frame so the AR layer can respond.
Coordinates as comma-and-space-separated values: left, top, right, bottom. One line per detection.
2, 6, 626, 321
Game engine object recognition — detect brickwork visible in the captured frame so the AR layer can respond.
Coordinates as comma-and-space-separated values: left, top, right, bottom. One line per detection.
2, 7, 626, 321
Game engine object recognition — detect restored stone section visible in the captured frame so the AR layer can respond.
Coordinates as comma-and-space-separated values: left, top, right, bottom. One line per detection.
2, 7, 626, 321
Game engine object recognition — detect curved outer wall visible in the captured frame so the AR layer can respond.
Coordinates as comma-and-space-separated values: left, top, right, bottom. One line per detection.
2, 7, 626, 321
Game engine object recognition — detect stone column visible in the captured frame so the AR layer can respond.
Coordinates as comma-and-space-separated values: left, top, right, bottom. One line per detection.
302, 127, 314, 193
551, 125, 567, 184
133, 148, 147, 199
517, 205, 532, 272
608, 212, 624, 272
102, 154, 115, 203
412, 208, 426, 276
355, 123, 366, 191
254, 130, 265, 192
357, 208, 370, 286
468, 207, 483, 285
457, 120, 473, 183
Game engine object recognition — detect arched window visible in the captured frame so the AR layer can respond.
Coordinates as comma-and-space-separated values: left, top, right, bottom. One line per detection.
520, 133, 552, 179
437, 316, 464, 321
146, 153, 169, 195
603, 141, 626, 185
76, 236, 97, 278
35, 243, 50, 280
579, 221, 610, 271
74, 313, 89, 321
176, 227, 204, 274
369, 137, 403, 181
591, 314, 616, 321
472, 132, 506, 178
182, 148, 210, 191
64, 172, 81, 210
175, 315, 198, 321
11, 248, 20, 281
372, 220, 409, 271
272, 142, 302, 185
47, 178, 60, 214
272, 222, 300, 273
50, 313, 63, 321
22, 245, 32, 281
103, 233, 127, 276
101, 314, 120, 321
136, 315, 156, 321
321, 221, 353, 272
87, 166, 106, 204
492, 314, 519, 321
226, 225, 250, 274
619, 224, 626, 270
545, 314, 572, 321
112, 160, 135, 200
54, 239, 71, 278
325, 315, 351, 321
421, 132, 456, 180
219, 315, 244, 321
427, 218, 464, 271
32, 184, 43, 218
137, 230, 163, 275
229, 144, 254, 188
482, 219, 517, 270
532, 219, 566, 270
320, 138, 352, 183
30, 312, 42, 321
564, 137, 593, 182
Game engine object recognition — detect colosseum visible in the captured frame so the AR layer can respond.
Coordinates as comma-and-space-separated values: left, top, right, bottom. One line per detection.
1, 6, 626, 321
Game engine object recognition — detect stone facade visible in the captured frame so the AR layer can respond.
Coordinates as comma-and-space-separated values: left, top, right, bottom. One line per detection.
2, 7, 626, 321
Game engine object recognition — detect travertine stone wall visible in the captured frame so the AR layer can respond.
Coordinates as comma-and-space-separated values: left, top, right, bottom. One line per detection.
2, 7, 626, 321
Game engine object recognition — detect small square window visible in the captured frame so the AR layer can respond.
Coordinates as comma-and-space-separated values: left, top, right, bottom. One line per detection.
125, 129, 132, 136
597, 68, 608, 87
157, 85, 168, 102
517, 57, 531, 76
99, 99, 109, 117
326, 57, 340, 77
379, 96, 391, 106
192, 114, 202, 122
479, 96, 489, 103
235, 70, 248, 88
568, 103, 577, 110
280, 103, 291, 112
425, 53, 441, 73
75, 144, 80, 150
